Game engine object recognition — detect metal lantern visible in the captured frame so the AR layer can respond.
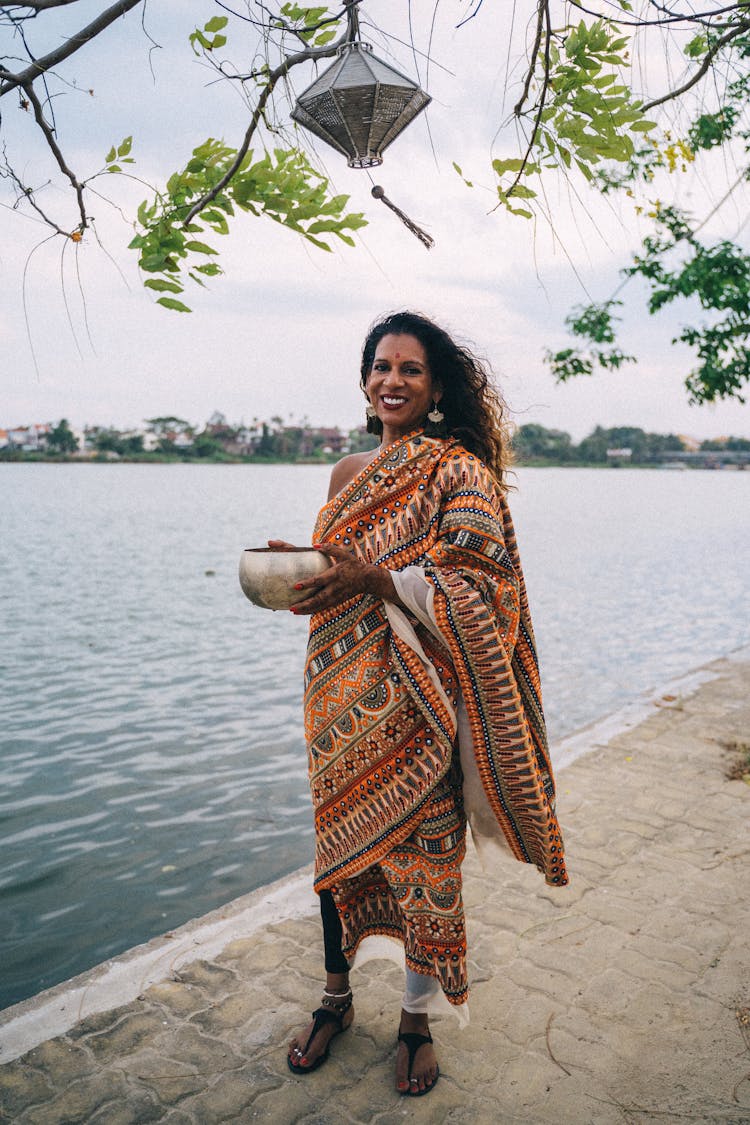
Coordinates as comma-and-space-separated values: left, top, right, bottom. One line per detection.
291, 40, 430, 169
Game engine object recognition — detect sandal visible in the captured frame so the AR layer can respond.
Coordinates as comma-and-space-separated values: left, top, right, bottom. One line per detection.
287, 989, 353, 1074
397, 1029, 440, 1097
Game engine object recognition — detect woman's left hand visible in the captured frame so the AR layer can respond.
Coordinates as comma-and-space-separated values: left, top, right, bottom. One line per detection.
289, 543, 394, 614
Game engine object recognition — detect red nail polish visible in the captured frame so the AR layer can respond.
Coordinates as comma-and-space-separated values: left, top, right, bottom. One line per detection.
294, 583, 303, 590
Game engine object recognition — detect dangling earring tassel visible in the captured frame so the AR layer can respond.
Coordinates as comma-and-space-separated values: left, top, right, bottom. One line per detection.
371, 186, 434, 250
365, 401, 380, 433
424, 400, 446, 437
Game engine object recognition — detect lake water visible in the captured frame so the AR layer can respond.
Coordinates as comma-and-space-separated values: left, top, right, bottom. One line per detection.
1, 463, 748, 1010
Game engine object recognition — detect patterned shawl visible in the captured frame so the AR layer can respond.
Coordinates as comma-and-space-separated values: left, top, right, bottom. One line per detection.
304, 431, 567, 889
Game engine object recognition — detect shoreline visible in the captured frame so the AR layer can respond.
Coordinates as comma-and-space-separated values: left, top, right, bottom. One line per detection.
2, 455, 746, 470
0, 868, 317, 1065
2, 643, 747, 1065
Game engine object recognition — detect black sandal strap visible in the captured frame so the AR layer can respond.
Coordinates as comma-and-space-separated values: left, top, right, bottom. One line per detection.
300, 1003, 350, 1055
397, 1030, 433, 1071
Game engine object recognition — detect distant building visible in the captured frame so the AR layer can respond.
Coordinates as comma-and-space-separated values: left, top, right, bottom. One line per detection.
5, 423, 51, 451
315, 427, 347, 453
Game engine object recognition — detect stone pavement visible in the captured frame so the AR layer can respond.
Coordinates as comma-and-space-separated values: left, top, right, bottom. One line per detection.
1, 652, 749, 1124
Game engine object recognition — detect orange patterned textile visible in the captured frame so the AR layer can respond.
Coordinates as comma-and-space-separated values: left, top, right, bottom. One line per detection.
304, 431, 567, 1006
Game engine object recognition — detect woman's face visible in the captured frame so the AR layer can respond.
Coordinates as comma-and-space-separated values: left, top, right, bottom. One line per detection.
366, 333, 440, 441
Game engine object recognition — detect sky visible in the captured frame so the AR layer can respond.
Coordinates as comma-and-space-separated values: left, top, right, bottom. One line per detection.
1, 0, 749, 442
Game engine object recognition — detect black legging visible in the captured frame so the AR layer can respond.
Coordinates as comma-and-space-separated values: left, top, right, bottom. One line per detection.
320, 889, 350, 974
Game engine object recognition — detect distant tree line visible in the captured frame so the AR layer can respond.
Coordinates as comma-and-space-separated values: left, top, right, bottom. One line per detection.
0, 414, 377, 461
3, 416, 749, 464
513, 424, 750, 465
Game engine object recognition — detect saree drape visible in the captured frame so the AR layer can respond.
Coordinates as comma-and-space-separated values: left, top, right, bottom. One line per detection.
303, 431, 567, 1006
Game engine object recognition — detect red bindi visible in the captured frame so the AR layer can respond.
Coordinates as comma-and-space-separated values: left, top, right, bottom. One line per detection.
395, 352, 401, 358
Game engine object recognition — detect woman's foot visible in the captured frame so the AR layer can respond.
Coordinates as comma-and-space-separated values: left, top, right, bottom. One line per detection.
287, 986, 354, 1073
395, 1010, 439, 1095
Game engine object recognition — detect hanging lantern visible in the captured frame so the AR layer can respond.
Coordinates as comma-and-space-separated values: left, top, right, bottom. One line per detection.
291, 35, 430, 168
290, 4, 434, 248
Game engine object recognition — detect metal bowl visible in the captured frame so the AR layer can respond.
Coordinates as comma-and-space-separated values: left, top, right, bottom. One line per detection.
238, 547, 330, 611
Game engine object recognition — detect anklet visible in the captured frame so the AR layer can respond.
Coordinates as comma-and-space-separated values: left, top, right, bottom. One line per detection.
320, 987, 352, 1012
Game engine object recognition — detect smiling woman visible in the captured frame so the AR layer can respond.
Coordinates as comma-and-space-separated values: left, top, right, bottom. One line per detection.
274, 311, 567, 1097
366, 333, 437, 440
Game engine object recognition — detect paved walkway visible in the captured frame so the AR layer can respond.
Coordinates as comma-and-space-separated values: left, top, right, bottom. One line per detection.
1, 652, 749, 1124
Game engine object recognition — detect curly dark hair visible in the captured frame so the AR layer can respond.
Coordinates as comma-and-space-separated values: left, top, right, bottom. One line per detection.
360, 311, 513, 486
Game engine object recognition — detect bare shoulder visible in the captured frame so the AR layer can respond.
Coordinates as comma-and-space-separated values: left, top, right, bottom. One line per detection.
327, 450, 377, 500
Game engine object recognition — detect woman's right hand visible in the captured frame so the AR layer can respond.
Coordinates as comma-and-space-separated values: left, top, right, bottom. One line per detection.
267, 539, 298, 550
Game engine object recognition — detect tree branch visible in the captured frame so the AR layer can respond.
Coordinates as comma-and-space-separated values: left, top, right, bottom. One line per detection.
0, 0, 143, 96
183, 34, 347, 225
642, 17, 750, 110
564, 1, 743, 29
24, 80, 86, 231
2, 158, 70, 234
514, 0, 546, 118
0, 0, 83, 11
456, 0, 485, 29
504, 0, 551, 200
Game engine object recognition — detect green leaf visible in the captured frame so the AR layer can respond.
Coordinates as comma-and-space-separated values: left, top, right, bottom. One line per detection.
144, 278, 184, 293
189, 29, 211, 54
303, 234, 333, 251
684, 34, 708, 59
156, 296, 191, 313
629, 120, 657, 132
204, 15, 228, 31
140, 254, 170, 272
105, 146, 116, 164
507, 183, 537, 199
117, 136, 133, 158
492, 157, 527, 175
183, 240, 217, 255
201, 209, 230, 234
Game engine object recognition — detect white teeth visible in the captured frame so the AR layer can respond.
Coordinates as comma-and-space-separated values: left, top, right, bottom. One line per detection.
382, 396, 406, 404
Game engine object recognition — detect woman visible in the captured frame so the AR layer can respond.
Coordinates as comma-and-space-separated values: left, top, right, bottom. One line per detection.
279, 311, 567, 1096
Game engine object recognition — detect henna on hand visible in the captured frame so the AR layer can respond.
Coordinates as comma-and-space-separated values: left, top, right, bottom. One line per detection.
289, 543, 398, 614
